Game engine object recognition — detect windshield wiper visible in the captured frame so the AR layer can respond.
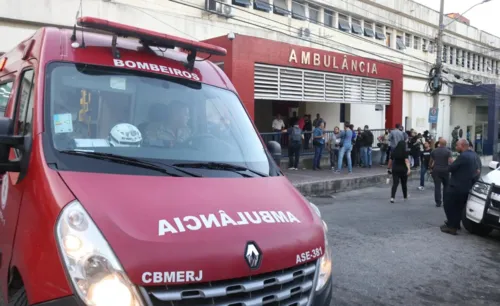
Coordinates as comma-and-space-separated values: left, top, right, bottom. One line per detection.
172, 162, 268, 177
59, 150, 202, 177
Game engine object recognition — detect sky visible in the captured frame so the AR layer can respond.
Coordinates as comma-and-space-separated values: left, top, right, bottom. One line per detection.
413, 0, 500, 37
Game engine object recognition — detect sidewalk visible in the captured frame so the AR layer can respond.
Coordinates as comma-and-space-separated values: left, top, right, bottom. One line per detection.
285, 165, 492, 196
285, 166, 400, 196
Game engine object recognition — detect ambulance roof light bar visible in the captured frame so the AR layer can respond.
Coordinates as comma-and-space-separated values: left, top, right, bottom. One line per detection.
76, 17, 227, 70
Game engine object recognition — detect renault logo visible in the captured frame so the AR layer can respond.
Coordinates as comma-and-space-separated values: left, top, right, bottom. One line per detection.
244, 241, 262, 270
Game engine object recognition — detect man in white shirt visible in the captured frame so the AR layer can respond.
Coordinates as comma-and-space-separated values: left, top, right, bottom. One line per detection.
272, 114, 285, 143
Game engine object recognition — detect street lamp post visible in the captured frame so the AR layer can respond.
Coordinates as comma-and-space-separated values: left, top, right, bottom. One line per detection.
431, 0, 491, 142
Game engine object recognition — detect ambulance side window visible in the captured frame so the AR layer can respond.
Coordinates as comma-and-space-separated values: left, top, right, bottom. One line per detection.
0, 81, 13, 116
14, 70, 35, 157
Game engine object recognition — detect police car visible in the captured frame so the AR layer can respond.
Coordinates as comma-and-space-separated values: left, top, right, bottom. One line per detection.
463, 160, 500, 236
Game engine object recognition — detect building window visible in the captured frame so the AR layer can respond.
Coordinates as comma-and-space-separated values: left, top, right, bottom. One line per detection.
413, 36, 420, 50
404, 33, 411, 48
232, 0, 251, 7
456, 49, 460, 65
351, 18, 362, 35
254, 0, 271, 12
422, 39, 427, 51
396, 35, 405, 50
273, 0, 289, 16
308, 4, 319, 24
364, 21, 374, 37
338, 14, 350, 32
449, 47, 454, 63
461, 51, 465, 67
375, 25, 385, 40
483, 57, 486, 72
291, 1, 306, 20
467, 53, 471, 69
429, 41, 435, 53
442, 46, 447, 63
324, 9, 334, 27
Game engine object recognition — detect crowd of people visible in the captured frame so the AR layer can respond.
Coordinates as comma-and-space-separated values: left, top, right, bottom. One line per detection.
276, 114, 483, 236
274, 113, 376, 172
386, 124, 482, 236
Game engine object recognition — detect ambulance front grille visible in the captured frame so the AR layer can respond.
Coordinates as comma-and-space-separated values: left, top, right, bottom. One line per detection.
142, 261, 317, 306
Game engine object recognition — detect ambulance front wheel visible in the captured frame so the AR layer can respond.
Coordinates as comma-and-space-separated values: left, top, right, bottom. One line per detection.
9, 286, 27, 306
462, 208, 493, 237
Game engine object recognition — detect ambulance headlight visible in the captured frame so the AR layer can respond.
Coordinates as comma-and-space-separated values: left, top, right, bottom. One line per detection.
315, 223, 332, 291
56, 200, 144, 306
309, 202, 332, 291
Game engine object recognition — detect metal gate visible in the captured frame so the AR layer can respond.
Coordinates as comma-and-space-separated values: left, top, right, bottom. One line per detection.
254, 63, 391, 104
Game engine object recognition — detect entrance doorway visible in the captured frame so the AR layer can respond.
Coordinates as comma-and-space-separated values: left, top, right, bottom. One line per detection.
474, 121, 487, 155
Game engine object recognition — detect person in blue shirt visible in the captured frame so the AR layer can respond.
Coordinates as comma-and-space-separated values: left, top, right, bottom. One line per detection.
336, 122, 353, 173
312, 121, 325, 170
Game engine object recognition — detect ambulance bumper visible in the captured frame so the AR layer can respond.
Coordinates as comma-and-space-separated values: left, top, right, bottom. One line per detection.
32, 295, 80, 306
33, 276, 333, 306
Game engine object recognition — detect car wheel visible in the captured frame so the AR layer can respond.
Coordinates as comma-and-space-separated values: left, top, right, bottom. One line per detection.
9, 287, 28, 306
462, 208, 493, 237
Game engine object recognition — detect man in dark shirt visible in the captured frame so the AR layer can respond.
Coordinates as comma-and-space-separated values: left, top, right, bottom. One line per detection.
418, 142, 432, 191
441, 139, 477, 235
430, 139, 453, 207
361, 125, 374, 168
469, 141, 482, 183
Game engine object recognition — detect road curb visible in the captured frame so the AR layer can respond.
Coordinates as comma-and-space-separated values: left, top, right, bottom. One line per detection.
292, 172, 419, 196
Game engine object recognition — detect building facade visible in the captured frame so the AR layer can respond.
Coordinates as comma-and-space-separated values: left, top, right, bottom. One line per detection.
0, 0, 499, 150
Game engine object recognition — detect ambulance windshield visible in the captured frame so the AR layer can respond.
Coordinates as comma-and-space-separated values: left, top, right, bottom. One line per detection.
46, 62, 271, 175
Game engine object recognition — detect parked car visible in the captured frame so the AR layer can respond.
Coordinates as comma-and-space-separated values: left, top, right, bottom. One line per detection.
463, 160, 500, 236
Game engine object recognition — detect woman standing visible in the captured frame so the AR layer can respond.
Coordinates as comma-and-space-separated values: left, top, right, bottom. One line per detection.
328, 126, 342, 170
388, 140, 411, 203
312, 121, 325, 170
377, 129, 390, 165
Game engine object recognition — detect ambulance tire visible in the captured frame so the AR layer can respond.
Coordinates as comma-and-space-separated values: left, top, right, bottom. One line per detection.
462, 208, 493, 237
8, 287, 28, 306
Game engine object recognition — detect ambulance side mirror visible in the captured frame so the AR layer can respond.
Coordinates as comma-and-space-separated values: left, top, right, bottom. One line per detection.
0, 117, 23, 172
267, 140, 282, 167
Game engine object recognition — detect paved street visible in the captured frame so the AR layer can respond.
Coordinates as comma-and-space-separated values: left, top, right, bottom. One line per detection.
310, 180, 500, 306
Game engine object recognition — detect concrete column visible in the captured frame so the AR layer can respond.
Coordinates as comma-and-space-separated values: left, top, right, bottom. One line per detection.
286, 0, 291, 18
318, 7, 324, 24
464, 51, 468, 68
334, 12, 339, 28
268, 0, 273, 16
304, 2, 309, 19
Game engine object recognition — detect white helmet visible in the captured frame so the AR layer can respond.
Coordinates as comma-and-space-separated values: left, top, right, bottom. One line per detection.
109, 123, 142, 147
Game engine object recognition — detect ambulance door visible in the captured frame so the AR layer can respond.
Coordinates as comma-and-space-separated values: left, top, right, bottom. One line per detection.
0, 68, 35, 302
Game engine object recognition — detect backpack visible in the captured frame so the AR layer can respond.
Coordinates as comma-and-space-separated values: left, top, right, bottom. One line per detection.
290, 126, 302, 142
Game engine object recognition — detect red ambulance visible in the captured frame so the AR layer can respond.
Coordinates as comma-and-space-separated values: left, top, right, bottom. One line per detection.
0, 17, 332, 305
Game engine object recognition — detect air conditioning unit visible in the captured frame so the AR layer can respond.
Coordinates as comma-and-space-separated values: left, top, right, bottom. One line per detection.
206, 0, 234, 17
